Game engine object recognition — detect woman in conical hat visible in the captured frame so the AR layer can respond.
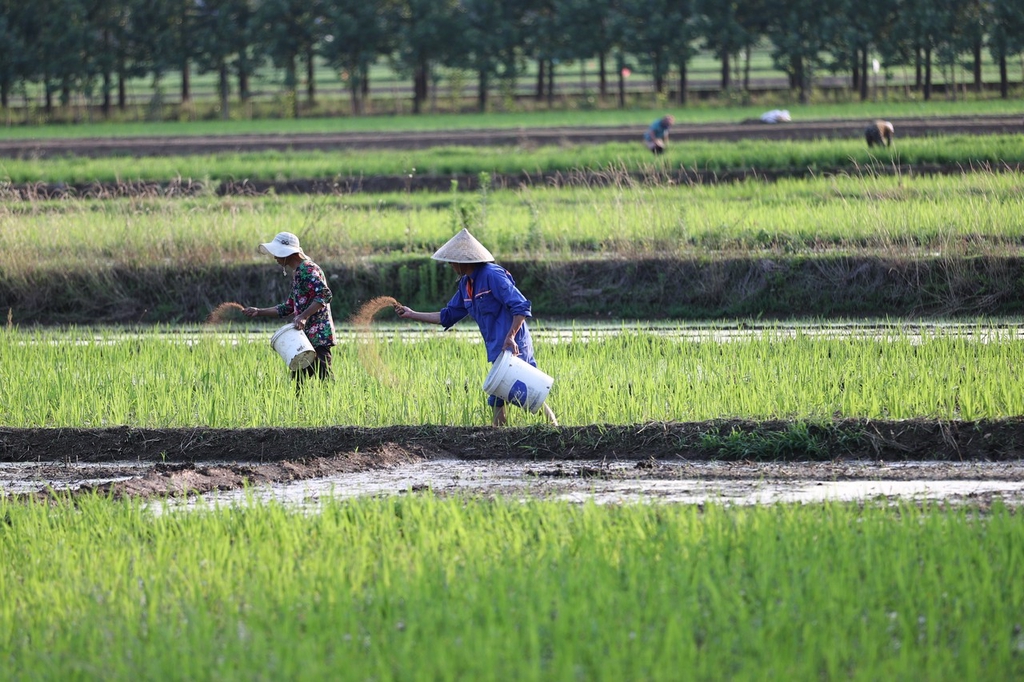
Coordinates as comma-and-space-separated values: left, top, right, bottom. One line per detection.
395, 228, 558, 427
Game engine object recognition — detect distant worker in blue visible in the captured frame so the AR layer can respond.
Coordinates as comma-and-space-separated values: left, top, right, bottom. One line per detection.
394, 228, 559, 427
643, 114, 675, 154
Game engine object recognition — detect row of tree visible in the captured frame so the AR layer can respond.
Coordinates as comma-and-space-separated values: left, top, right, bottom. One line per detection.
2, 0, 1023, 118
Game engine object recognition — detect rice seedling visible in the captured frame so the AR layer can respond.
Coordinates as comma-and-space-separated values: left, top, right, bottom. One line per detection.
3, 171, 1023, 281
1, 325, 1022, 428
2, 495, 1022, 680
1, 134, 1022, 184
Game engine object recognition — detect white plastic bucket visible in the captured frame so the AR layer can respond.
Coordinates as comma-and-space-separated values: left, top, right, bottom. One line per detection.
270, 324, 316, 371
482, 351, 553, 413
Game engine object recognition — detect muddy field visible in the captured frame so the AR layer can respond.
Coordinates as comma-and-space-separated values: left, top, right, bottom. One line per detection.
3, 420, 1023, 502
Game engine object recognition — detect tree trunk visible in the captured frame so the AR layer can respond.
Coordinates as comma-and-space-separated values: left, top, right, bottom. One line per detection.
743, 45, 751, 91
999, 53, 1008, 99
181, 60, 191, 102
535, 59, 545, 100
720, 51, 730, 90
915, 47, 922, 89
852, 49, 860, 91
973, 39, 982, 92
598, 50, 607, 98
678, 59, 687, 105
478, 69, 488, 112
617, 57, 625, 108
795, 56, 808, 103
306, 47, 316, 105
239, 66, 250, 101
1, 80, 8, 109
413, 61, 428, 114
102, 70, 112, 117
549, 59, 557, 102
654, 52, 664, 93
101, 28, 112, 117
860, 49, 869, 101
219, 61, 230, 119
361, 65, 369, 111
284, 55, 299, 117
950, 54, 957, 101
350, 71, 362, 115
118, 68, 126, 110
923, 47, 932, 101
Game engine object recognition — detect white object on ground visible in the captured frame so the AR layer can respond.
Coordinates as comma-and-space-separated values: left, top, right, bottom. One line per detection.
760, 109, 791, 123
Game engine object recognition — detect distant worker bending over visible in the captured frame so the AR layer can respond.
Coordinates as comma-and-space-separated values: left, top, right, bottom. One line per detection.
866, 120, 895, 148
644, 115, 674, 154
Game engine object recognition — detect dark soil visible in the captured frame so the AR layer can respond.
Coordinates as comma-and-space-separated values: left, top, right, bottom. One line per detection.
8, 253, 1024, 325
3, 419, 1024, 499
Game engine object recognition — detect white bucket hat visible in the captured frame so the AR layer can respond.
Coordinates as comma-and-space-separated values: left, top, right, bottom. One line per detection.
431, 228, 495, 263
258, 232, 304, 258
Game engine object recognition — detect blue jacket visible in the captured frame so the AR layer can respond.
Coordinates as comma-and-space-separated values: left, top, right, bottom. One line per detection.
439, 263, 535, 364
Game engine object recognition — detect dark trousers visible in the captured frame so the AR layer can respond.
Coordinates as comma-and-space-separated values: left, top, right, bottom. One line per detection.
293, 346, 333, 391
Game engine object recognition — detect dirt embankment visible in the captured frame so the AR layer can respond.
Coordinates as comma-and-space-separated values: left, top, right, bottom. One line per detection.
3, 419, 1024, 500
6, 254, 1024, 325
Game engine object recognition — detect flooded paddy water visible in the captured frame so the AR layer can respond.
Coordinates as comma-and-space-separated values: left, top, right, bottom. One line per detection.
12, 320, 1024, 348
5, 457, 1024, 508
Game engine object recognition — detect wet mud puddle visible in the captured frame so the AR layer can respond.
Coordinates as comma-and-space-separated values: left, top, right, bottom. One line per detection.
183, 460, 1024, 508
5, 459, 1023, 507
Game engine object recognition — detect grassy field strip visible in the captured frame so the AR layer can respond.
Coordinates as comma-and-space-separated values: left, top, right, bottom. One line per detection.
3, 172, 1024, 279
3, 326, 1023, 427
3, 134, 1024, 183
2, 497, 1022, 679
2, 99, 1022, 139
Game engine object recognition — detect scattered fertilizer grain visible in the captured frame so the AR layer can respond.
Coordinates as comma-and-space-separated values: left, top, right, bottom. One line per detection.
351, 297, 401, 385
206, 302, 245, 325
352, 296, 400, 326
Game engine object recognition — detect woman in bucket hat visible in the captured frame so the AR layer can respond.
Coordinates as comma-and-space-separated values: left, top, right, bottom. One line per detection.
243, 231, 335, 386
395, 228, 558, 427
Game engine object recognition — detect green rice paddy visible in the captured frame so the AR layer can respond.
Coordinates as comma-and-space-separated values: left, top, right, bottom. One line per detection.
4, 172, 1023, 283
2, 325, 1022, 427
6, 113, 1024, 679
2, 133, 1023, 184
3, 496, 1022, 680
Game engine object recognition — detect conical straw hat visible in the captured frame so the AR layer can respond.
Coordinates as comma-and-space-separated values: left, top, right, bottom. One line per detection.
431, 228, 495, 263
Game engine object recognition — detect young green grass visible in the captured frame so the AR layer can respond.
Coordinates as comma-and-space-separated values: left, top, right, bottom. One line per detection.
2, 495, 1022, 680
1, 133, 1022, 183
1, 325, 1022, 427
3, 171, 1023, 282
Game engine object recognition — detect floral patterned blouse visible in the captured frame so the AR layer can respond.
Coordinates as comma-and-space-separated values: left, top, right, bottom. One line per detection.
275, 259, 335, 348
